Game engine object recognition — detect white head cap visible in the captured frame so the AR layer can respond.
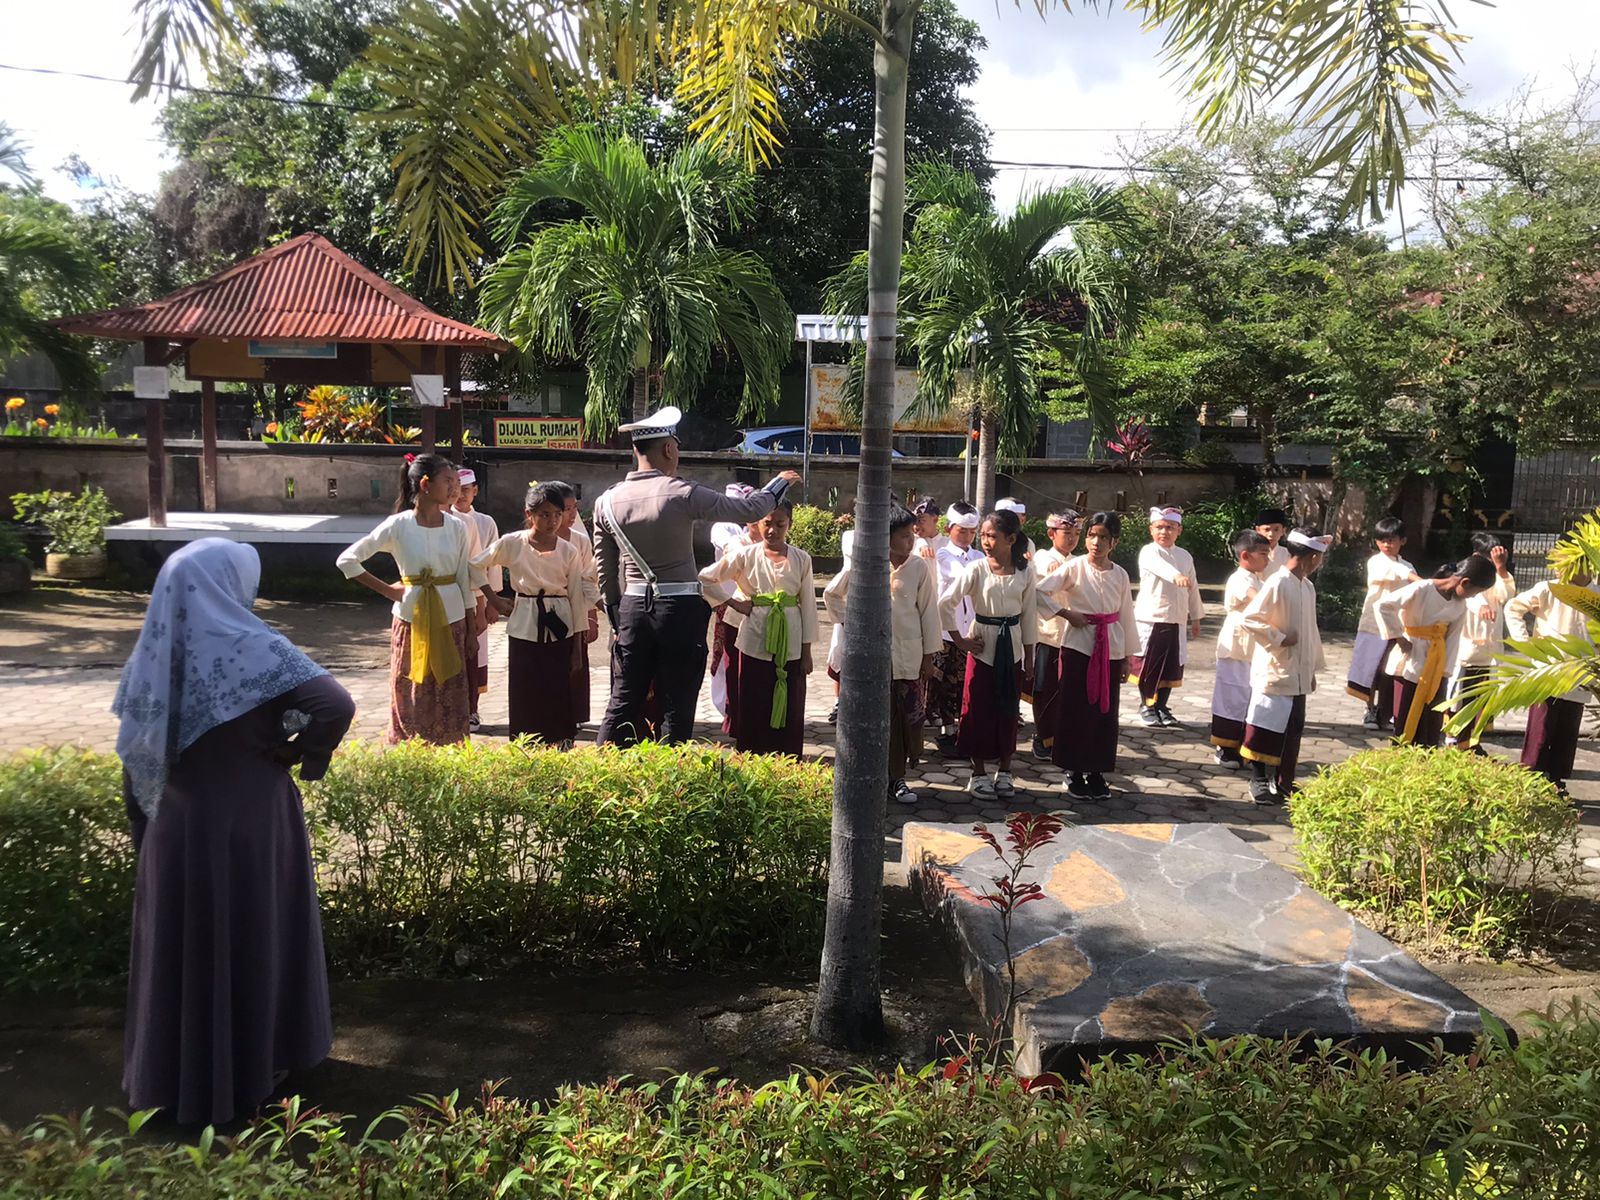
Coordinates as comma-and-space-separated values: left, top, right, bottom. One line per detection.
996, 497, 1026, 515
1149, 506, 1183, 525
618, 405, 682, 443
724, 482, 753, 499
1287, 530, 1333, 554
945, 505, 980, 529
457, 468, 477, 486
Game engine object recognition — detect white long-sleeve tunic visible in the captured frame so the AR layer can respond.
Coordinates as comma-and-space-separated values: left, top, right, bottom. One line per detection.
700, 543, 819, 663
1239, 567, 1326, 696
1216, 566, 1268, 663
1031, 547, 1074, 649
940, 559, 1037, 667
474, 532, 586, 643
336, 510, 476, 625
1455, 571, 1517, 669
823, 554, 942, 681
1374, 579, 1468, 684
1135, 543, 1205, 625
1505, 580, 1600, 702
1358, 551, 1416, 636
1038, 556, 1137, 660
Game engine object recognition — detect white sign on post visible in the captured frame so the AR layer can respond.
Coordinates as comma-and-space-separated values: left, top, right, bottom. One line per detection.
133, 366, 169, 400
411, 374, 446, 408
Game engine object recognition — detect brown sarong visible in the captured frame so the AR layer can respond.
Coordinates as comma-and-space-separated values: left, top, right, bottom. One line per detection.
389, 617, 473, 745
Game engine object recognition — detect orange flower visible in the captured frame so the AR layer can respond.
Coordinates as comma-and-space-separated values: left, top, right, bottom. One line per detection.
265, 421, 279, 434
43, 404, 59, 417
4, 397, 24, 412
34, 417, 48, 430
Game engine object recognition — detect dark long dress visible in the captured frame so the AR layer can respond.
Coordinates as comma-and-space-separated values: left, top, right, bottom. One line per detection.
123, 674, 355, 1126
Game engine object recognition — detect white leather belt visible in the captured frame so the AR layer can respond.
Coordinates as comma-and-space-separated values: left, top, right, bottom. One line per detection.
624, 582, 701, 598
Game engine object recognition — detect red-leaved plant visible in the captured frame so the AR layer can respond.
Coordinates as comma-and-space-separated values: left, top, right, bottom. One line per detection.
1105, 420, 1154, 467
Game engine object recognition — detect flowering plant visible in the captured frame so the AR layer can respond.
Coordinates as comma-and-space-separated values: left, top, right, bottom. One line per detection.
10, 488, 120, 556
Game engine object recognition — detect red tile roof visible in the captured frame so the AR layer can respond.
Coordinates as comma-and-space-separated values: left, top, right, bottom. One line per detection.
53, 232, 511, 351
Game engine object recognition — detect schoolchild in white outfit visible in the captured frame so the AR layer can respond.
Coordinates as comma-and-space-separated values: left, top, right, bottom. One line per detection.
1209, 530, 1272, 767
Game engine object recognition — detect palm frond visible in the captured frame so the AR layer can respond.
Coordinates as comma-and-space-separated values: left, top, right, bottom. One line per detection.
128, 0, 246, 101
1547, 507, 1600, 584
0, 123, 34, 187
1444, 633, 1600, 738
1134, 0, 1469, 218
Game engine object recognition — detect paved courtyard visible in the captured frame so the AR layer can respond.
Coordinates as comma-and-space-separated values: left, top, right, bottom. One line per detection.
3, 580, 1598, 879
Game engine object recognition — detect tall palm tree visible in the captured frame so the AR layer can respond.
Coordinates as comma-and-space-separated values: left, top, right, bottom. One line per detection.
0, 214, 100, 393
829, 163, 1145, 511
135, 0, 1473, 1052
478, 126, 792, 436
0, 123, 33, 188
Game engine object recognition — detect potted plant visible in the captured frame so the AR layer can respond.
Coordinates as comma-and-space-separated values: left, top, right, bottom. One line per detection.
9, 487, 121, 580
0, 527, 30, 595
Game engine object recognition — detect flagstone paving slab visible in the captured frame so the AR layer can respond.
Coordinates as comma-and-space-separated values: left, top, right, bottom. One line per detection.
905, 820, 1493, 1075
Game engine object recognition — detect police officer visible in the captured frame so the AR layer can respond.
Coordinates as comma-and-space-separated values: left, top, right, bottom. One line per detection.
594, 406, 800, 745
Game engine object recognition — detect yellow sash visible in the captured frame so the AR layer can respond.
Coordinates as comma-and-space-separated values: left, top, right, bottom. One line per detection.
401, 570, 463, 685
752, 590, 799, 729
1398, 622, 1449, 743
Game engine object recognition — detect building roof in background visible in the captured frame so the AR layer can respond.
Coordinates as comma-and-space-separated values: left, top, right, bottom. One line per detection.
52, 233, 512, 352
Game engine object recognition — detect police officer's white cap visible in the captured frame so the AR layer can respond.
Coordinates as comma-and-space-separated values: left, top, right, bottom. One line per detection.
619, 406, 682, 443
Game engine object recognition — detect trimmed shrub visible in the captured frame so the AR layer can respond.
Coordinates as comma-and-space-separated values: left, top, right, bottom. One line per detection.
0, 742, 831, 991
1290, 746, 1580, 953
787, 503, 850, 557
306, 740, 831, 974
0, 748, 133, 992
3, 1010, 1598, 1197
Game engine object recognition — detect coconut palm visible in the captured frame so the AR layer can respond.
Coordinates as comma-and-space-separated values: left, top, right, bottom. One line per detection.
1448, 509, 1600, 737
0, 214, 100, 392
478, 126, 792, 436
0, 123, 33, 187
828, 163, 1145, 511
136, 0, 1474, 1050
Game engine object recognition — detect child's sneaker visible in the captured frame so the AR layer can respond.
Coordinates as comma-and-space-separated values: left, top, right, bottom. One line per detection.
993, 771, 1015, 797
1212, 745, 1243, 769
1087, 773, 1112, 800
1156, 706, 1181, 727
1031, 735, 1050, 760
1138, 706, 1163, 728
966, 772, 997, 799
1362, 705, 1380, 731
890, 779, 919, 805
1064, 772, 1095, 801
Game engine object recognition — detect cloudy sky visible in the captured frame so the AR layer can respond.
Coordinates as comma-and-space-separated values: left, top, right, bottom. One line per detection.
2, 0, 1596, 228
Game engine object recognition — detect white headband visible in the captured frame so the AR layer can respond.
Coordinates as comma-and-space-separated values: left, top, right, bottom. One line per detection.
996, 498, 1026, 514
1287, 531, 1332, 554
1149, 506, 1183, 525
945, 506, 980, 529
457, 468, 476, 485
724, 483, 753, 499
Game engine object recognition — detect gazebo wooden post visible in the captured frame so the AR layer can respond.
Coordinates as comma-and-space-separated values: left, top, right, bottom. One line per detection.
141, 337, 168, 528
200, 379, 220, 512
420, 346, 439, 452
446, 348, 464, 460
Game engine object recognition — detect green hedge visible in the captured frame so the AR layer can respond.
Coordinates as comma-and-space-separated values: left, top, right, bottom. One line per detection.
1290, 746, 1580, 954
5, 1010, 1598, 1196
788, 504, 850, 557
0, 743, 832, 992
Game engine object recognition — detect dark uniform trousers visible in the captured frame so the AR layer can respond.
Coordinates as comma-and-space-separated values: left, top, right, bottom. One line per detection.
597, 594, 712, 746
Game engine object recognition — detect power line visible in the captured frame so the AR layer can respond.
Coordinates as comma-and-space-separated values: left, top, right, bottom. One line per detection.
0, 61, 366, 111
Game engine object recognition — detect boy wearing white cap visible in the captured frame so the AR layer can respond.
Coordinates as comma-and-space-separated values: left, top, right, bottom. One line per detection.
995, 497, 1033, 558
1238, 527, 1330, 803
1132, 506, 1204, 727
454, 468, 500, 730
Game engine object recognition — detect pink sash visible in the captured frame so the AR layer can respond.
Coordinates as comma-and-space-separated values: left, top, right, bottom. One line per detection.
1085, 612, 1121, 713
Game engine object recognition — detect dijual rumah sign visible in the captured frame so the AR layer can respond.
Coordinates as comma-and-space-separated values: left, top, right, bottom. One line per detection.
492, 417, 585, 448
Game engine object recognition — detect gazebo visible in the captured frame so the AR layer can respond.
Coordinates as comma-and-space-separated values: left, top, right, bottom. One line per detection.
53, 232, 511, 526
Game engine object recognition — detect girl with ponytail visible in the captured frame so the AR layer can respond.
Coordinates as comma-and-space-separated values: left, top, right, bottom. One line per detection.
337, 451, 481, 743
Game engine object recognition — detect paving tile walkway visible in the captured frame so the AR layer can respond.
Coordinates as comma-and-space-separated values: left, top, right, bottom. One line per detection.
3, 585, 1598, 877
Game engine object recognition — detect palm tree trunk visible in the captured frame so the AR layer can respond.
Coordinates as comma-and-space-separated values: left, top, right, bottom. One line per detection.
810, 0, 915, 1052
631, 366, 650, 422
974, 412, 998, 515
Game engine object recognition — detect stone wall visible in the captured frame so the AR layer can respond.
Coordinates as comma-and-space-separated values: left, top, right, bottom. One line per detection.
2, 437, 1272, 534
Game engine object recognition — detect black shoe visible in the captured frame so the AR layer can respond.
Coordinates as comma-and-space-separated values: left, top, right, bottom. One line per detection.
1156, 707, 1181, 727
1362, 705, 1380, 731
1212, 745, 1243, 769
827, 704, 838, 725
890, 779, 919, 805
1065, 772, 1095, 801
936, 733, 960, 758
1087, 773, 1112, 800
1032, 736, 1050, 761
1249, 778, 1278, 805
1138, 706, 1163, 728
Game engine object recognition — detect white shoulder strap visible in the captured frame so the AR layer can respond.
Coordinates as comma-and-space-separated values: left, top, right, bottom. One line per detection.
600, 490, 658, 588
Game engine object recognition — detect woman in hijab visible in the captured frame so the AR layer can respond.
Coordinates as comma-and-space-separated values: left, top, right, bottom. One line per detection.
114, 539, 355, 1126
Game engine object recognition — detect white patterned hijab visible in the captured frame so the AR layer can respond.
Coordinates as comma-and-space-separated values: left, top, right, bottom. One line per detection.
113, 539, 327, 819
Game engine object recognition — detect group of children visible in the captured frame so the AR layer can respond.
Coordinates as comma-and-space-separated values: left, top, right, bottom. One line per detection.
337, 456, 601, 748
340, 458, 1592, 800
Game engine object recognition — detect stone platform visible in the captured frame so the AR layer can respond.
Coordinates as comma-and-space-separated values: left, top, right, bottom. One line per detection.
905, 821, 1493, 1075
